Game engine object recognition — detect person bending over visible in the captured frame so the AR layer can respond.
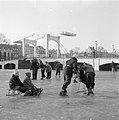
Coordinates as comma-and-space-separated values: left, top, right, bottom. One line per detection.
81, 63, 95, 95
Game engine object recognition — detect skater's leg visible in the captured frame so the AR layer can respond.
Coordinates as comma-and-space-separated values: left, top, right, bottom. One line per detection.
86, 72, 95, 95
58, 71, 60, 77
60, 66, 72, 96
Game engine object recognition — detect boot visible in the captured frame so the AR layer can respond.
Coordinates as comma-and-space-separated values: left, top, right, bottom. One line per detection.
37, 88, 43, 96
59, 89, 67, 96
87, 87, 94, 96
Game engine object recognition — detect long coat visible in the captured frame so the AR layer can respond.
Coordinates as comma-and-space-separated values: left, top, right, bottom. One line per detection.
9, 75, 23, 90
46, 64, 52, 73
23, 77, 35, 90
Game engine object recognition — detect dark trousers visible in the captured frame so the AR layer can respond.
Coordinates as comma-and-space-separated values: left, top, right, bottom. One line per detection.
32, 68, 38, 80
62, 66, 73, 91
15, 86, 27, 93
47, 71, 51, 79
25, 86, 40, 95
85, 72, 95, 89
41, 68, 45, 78
55, 70, 60, 76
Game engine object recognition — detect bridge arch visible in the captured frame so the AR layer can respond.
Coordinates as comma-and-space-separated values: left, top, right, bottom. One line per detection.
4, 63, 15, 69
99, 62, 119, 71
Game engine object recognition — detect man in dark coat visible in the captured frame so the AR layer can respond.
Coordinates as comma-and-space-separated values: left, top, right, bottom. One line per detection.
59, 57, 78, 96
31, 59, 39, 80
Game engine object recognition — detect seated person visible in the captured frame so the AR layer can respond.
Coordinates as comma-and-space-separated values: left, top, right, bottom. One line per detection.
23, 72, 43, 96
9, 70, 27, 95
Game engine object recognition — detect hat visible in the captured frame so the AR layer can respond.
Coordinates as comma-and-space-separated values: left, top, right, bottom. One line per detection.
70, 57, 77, 62
25, 72, 31, 77
13, 70, 19, 76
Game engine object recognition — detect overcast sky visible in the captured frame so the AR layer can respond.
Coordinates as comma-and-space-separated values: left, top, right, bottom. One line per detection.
0, 0, 119, 53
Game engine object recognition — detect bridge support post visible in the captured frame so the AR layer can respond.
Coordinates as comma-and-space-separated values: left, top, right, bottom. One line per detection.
22, 38, 37, 58
46, 34, 60, 58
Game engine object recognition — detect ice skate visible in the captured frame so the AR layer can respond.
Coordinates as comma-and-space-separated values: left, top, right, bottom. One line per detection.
87, 88, 94, 96
59, 90, 68, 96
37, 88, 43, 96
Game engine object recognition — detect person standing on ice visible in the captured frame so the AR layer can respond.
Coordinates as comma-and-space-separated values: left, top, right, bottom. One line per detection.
59, 57, 78, 96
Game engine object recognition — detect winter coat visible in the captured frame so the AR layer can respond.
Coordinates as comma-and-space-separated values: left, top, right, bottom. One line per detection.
9, 75, 23, 90
55, 63, 61, 71
46, 64, 52, 73
31, 60, 39, 70
81, 65, 95, 75
66, 57, 78, 74
23, 77, 35, 90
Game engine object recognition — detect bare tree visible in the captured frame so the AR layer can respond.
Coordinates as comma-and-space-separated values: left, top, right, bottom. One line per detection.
0, 33, 11, 44
73, 47, 81, 54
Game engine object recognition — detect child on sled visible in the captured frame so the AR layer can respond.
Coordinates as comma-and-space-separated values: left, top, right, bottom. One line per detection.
8, 70, 27, 96
23, 72, 43, 96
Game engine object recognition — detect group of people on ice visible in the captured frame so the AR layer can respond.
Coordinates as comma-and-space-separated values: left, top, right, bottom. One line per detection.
59, 57, 95, 96
8, 57, 95, 96
30, 59, 51, 80
30, 59, 61, 80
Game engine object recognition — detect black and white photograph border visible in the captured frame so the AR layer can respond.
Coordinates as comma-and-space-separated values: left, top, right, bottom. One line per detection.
0, 0, 119, 120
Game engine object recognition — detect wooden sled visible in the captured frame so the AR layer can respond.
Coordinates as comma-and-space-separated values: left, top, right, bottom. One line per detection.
6, 89, 21, 96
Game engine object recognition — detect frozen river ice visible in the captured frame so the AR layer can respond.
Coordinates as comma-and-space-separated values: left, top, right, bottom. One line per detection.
0, 70, 119, 120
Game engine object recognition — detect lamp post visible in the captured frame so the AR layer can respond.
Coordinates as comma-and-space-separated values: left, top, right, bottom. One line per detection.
95, 41, 98, 58
112, 45, 114, 58
114, 49, 116, 58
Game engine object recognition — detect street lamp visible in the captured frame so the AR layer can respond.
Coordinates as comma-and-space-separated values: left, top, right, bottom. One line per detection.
95, 41, 98, 58
112, 45, 114, 58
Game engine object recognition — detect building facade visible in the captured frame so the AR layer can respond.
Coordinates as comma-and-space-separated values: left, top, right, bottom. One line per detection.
0, 44, 13, 61
0, 44, 46, 61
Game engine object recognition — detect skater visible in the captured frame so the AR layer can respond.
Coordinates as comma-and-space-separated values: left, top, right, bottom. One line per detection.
45, 61, 52, 79
23, 72, 43, 96
81, 63, 95, 95
59, 57, 78, 96
31, 59, 39, 80
9, 70, 27, 95
55, 62, 61, 77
